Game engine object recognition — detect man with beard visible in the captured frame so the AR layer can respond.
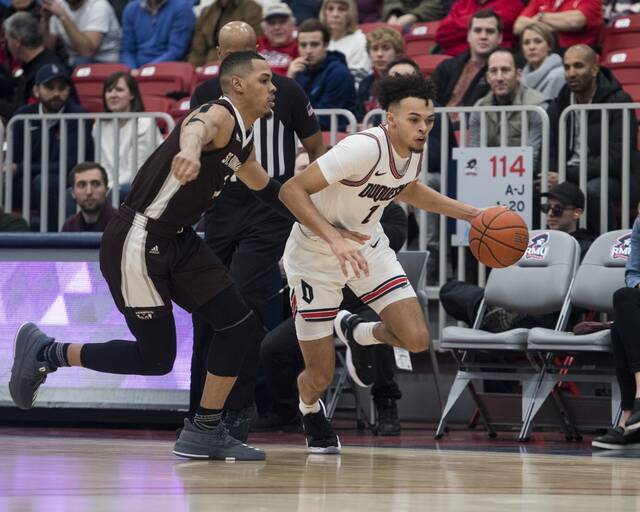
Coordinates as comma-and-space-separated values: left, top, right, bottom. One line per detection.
61, 162, 117, 232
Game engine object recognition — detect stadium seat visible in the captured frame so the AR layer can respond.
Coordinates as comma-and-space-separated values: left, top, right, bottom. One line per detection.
604, 48, 640, 85
72, 63, 130, 98
79, 96, 104, 113
321, 131, 350, 146
136, 61, 196, 98
413, 54, 451, 77
143, 96, 177, 135
358, 22, 400, 34
603, 14, 640, 53
170, 98, 192, 124
404, 21, 439, 57
196, 61, 220, 85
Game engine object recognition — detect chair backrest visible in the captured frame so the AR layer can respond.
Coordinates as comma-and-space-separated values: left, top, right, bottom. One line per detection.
136, 62, 196, 97
570, 230, 630, 313
397, 250, 428, 292
484, 230, 580, 315
72, 63, 130, 98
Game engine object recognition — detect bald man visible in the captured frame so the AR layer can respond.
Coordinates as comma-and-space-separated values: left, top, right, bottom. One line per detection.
547, 44, 640, 234
188, 22, 326, 441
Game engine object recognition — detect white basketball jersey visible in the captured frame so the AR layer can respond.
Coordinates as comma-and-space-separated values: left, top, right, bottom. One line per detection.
298, 125, 423, 241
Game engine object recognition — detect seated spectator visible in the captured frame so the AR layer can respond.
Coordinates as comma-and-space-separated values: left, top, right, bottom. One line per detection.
257, 2, 299, 76
119, 0, 194, 68
548, 44, 640, 233
435, 0, 524, 56
92, 72, 162, 200
0, 208, 29, 231
431, 9, 503, 123
355, 26, 403, 121
1, 12, 67, 121
469, 48, 548, 170
285, 0, 322, 24
320, 0, 371, 84
42, 0, 121, 66
440, 182, 594, 330
384, 0, 444, 32
287, 18, 355, 130
357, 0, 381, 23
186, 0, 262, 66
254, 202, 408, 435
520, 22, 565, 100
592, 208, 640, 449
62, 162, 117, 231
12, 63, 94, 231
513, 0, 603, 50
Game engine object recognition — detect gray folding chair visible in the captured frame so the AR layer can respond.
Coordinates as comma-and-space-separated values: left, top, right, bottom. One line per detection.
435, 230, 581, 439
521, 230, 630, 440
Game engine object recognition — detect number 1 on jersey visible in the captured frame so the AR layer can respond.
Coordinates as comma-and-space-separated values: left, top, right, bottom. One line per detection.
362, 205, 380, 224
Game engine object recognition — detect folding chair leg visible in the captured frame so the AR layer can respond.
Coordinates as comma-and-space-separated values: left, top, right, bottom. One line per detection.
466, 381, 496, 438
551, 389, 579, 440
435, 373, 471, 439
429, 346, 444, 413
519, 376, 557, 441
611, 382, 622, 427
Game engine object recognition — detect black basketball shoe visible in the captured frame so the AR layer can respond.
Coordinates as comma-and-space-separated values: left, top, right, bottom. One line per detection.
592, 426, 640, 450
334, 310, 376, 387
302, 400, 341, 454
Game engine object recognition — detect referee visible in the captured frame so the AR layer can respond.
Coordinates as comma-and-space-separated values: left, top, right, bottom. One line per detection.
189, 21, 326, 441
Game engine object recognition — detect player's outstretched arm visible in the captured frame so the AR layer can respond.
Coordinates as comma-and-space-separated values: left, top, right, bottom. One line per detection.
171, 104, 233, 184
397, 181, 481, 222
280, 162, 370, 278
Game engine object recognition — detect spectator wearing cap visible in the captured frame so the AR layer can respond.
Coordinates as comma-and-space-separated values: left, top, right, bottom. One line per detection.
1, 12, 67, 121
11, 63, 94, 230
62, 162, 117, 232
119, 0, 194, 68
41, 0, 121, 66
258, 2, 299, 76
186, 0, 262, 66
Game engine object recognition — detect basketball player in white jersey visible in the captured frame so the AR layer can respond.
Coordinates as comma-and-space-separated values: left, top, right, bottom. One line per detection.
279, 73, 482, 452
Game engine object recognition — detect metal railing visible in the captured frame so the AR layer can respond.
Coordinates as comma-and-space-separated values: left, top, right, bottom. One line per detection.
314, 109, 358, 143
3, 112, 174, 232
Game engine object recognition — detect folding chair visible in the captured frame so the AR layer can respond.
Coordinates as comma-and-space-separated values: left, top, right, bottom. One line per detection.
520, 230, 630, 441
435, 230, 581, 439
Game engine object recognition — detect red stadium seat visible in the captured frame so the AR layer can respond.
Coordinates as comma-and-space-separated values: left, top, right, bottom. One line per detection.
72, 63, 130, 98
603, 14, 640, 53
321, 131, 350, 146
404, 21, 439, 57
413, 54, 451, 77
196, 61, 220, 85
170, 98, 192, 124
79, 96, 104, 113
143, 96, 177, 134
136, 61, 196, 98
604, 48, 640, 85
358, 22, 400, 34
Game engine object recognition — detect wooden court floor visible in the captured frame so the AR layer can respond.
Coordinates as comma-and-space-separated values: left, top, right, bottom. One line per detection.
2, 426, 640, 511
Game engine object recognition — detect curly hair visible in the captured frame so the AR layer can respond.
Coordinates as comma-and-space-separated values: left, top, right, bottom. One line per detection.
375, 73, 435, 111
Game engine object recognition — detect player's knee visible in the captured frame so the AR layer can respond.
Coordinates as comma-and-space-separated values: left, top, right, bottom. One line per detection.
306, 368, 333, 392
404, 326, 430, 353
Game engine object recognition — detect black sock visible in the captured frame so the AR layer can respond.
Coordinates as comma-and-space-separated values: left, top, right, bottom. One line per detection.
194, 406, 223, 431
38, 342, 70, 369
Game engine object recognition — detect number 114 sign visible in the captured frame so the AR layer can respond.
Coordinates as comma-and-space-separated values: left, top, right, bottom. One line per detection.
452, 146, 533, 246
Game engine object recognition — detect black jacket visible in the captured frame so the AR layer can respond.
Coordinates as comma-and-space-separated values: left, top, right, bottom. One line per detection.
549, 67, 640, 182
430, 50, 490, 108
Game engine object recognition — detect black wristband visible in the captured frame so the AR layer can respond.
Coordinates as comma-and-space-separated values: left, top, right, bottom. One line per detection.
253, 178, 296, 221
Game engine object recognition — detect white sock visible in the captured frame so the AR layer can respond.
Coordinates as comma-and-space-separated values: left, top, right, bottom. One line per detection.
353, 321, 383, 346
299, 397, 321, 415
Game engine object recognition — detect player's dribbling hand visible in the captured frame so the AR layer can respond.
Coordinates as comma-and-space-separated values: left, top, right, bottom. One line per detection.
171, 150, 201, 184
329, 230, 370, 279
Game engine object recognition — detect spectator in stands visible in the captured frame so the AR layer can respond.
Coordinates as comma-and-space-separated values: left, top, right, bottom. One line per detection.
11, 64, 93, 231
319, 0, 371, 84
431, 9, 503, 124
61, 162, 117, 231
593, 208, 640, 449
42, 0, 121, 66
357, 0, 381, 23
513, 0, 603, 50
92, 72, 161, 200
258, 2, 299, 76
287, 18, 355, 130
520, 22, 565, 100
119, 0, 194, 68
0, 12, 67, 121
435, 0, 524, 56
285, 0, 321, 24
295, 149, 310, 174
355, 26, 403, 121
186, 0, 262, 66
384, 0, 444, 32
0, 208, 29, 231
440, 182, 594, 331
548, 44, 640, 233
469, 48, 548, 170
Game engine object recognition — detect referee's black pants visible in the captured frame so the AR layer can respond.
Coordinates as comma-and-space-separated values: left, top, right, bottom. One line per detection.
190, 188, 293, 415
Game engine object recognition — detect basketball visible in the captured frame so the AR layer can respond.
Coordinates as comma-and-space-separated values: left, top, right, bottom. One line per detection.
469, 206, 529, 268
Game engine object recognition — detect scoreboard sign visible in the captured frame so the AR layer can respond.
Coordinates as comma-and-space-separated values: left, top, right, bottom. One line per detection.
452, 147, 533, 246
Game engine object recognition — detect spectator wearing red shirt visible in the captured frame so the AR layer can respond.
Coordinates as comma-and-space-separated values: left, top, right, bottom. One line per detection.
257, 2, 299, 76
435, 0, 524, 56
513, 0, 603, 49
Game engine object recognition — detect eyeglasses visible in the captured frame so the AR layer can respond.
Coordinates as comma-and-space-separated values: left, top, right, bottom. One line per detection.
541, 203, 573, 216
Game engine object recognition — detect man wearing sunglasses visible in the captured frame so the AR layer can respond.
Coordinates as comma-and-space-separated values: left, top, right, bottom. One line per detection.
440, 181, 594, 332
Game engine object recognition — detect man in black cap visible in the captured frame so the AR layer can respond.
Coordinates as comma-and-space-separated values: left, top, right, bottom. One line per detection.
440, 181, 595, 331
11, 63, 93, 231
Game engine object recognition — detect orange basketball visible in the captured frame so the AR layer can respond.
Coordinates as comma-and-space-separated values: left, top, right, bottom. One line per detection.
469, 207, 529, 268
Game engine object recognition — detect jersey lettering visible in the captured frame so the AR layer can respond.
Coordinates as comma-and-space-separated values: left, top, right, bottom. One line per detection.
358, 182, 408, 202
301, 280, 314, 303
